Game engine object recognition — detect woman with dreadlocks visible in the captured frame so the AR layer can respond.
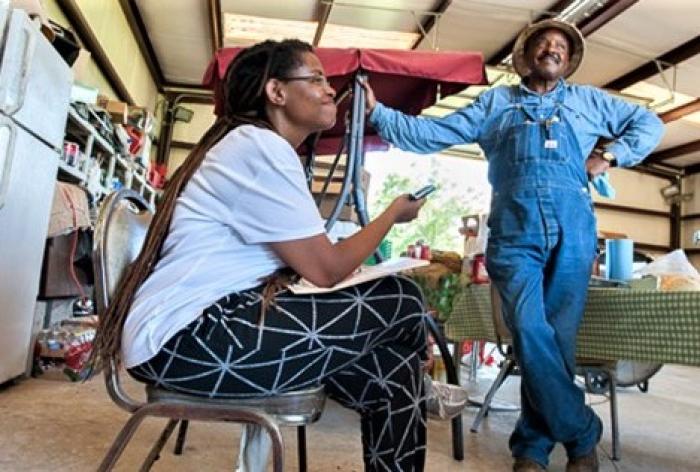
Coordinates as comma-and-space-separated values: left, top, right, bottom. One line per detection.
92, 39, 429, 471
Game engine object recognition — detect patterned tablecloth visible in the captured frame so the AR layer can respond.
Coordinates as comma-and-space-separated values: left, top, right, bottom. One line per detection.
446, 284, 700, 366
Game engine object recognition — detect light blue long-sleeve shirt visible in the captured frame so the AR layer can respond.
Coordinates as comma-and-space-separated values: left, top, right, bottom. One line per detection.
369, 79, 664, 171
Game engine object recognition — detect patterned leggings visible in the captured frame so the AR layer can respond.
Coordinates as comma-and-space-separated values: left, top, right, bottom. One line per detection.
129, 275, 428, 472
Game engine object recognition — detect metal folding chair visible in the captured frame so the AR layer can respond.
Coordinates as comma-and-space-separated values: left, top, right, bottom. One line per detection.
470, 285, 621, 461
93, 189, 325, 471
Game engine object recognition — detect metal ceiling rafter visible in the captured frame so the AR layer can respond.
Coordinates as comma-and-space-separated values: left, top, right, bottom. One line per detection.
118, 0, 165, 92
411, 0, 452, 50
659, 98, 700, 124
683, 162, 700, 176
646, 139, 700, 165
55, 0, 135, 104
576, 0, 637, 35
313, 0, 334, 47
605, 35, 700, 91
163, 91, 214, 105
209, 0, 223, 55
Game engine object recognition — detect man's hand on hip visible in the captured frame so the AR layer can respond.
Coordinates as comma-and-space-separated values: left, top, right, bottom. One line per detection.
586, 150, 611, 178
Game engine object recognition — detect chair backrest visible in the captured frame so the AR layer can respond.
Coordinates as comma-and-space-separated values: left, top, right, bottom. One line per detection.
93, 189, 153, 412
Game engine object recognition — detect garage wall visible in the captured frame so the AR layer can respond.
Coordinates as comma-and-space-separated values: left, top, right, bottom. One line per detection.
172, 103, 216, 143
167, 102, 215, 177
681, 173, 700, 267
592, 167, 672, 256
43, 0, 158, 111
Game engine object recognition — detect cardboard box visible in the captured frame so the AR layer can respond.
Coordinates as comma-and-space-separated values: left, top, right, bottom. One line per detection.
97, 95, 128, 124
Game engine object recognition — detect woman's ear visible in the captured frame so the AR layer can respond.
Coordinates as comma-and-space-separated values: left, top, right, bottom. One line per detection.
264, 79, 286, 107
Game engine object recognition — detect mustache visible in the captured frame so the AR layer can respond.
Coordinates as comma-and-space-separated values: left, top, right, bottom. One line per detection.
537, 52, 561, 63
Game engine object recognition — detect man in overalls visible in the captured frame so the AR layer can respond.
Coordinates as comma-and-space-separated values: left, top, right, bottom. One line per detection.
363, 19, 664, 472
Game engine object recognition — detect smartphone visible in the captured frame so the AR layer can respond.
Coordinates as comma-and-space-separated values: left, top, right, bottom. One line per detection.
408, 184, 437, 200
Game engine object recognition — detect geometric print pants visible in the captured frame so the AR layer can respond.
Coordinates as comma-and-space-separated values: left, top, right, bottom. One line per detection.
128, 275, 429, 472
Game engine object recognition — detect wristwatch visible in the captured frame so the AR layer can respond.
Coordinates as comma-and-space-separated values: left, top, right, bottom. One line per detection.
601, 150, 616, 165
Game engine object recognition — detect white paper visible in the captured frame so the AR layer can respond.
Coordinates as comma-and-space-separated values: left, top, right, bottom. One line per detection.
288, 257, 430, 294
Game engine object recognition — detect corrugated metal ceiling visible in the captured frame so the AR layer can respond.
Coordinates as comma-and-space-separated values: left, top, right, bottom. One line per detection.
128, 0, 700, 172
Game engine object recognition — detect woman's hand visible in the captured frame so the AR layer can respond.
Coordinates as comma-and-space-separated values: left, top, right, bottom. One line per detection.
389, 194, 426, 223
360, 77, 377, 116
271, 194, 425, 288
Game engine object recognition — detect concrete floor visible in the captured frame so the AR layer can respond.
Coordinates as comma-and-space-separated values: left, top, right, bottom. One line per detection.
0, 364, 698, 471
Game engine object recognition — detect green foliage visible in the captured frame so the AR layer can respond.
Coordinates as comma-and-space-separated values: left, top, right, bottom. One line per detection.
412, 273, 460, 321
369, 167, 479, 255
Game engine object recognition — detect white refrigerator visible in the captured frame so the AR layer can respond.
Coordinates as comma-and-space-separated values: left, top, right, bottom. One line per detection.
0, 4, 72, 383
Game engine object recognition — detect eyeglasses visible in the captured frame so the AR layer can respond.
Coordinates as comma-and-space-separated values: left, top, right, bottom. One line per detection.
278, 74, 331, 88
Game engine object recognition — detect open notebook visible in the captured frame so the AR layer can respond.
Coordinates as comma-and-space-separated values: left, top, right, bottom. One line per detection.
288, 257, 429, 295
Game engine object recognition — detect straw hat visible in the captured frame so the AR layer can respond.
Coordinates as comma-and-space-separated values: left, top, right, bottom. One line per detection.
512, 19, 585, 78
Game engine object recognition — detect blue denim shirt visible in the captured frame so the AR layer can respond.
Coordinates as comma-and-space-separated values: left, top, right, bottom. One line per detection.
369, 79, 664, 179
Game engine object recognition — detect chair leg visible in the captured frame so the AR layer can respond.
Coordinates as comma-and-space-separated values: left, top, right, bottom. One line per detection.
424, 314, 464, 461
266, 423, 285, 472
297, 426, 307, 472
471, 357, 515, 433
173, 420, 189, 455
608, 369, 620, 461
140, 419, 179, 472
452, 340, 463, 384
97, 409, 151, 472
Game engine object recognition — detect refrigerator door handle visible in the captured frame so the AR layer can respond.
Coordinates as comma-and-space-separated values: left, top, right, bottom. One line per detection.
0, 12, 36, 116
0, 117, 16, 210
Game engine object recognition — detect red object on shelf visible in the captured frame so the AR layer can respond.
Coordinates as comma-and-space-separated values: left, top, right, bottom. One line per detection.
147, 162, 167, 189
203, 48, 487, 155
125, 125, 144, 155
471, 254, 489, 284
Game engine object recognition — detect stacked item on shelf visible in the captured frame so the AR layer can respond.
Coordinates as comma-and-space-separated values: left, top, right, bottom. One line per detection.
58, 97, 159, 207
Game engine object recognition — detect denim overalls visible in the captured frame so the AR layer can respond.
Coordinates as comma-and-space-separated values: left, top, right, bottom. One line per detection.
483, 85, 602, 466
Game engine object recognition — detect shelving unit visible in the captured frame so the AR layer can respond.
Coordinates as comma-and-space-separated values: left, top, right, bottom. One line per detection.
58, 106, 158, 208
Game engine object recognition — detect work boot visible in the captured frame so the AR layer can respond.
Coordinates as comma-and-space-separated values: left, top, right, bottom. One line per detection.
566, 448, 599, 472
513, 457, 545, 471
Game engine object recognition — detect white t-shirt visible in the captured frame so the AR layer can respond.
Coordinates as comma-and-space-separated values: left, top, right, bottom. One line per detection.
122, 125, 326, 368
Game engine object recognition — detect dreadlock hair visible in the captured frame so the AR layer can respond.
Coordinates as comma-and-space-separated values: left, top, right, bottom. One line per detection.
90, 39, 314, 370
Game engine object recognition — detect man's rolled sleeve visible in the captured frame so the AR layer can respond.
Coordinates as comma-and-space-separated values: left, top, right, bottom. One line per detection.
368, 92, 492, 154
590, 88, 665, 168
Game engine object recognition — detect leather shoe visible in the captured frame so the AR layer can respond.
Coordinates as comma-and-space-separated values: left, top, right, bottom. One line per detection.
513, 457, 546, 471
566, 449, 599, 472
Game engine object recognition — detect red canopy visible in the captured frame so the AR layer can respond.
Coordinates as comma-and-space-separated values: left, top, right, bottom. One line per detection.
202, 48, 487, 154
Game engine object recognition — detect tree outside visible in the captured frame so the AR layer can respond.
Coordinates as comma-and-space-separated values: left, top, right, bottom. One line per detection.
369, 162, 485, 256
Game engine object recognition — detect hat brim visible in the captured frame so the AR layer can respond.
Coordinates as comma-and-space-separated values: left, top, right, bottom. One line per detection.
512, 19, 585, 79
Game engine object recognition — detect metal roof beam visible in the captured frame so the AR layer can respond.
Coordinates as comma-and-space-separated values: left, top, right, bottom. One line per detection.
411, 0, 452, 50
605, 35, 700, 90
119, 0, 165, 92
659, 98, 700, 123
313, 0, 334, 47
646, 139, 700, 164
683, 162, 700, 176
208, 0, 223, 55
55, 0, 135, 104
576, 0, 637, 35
